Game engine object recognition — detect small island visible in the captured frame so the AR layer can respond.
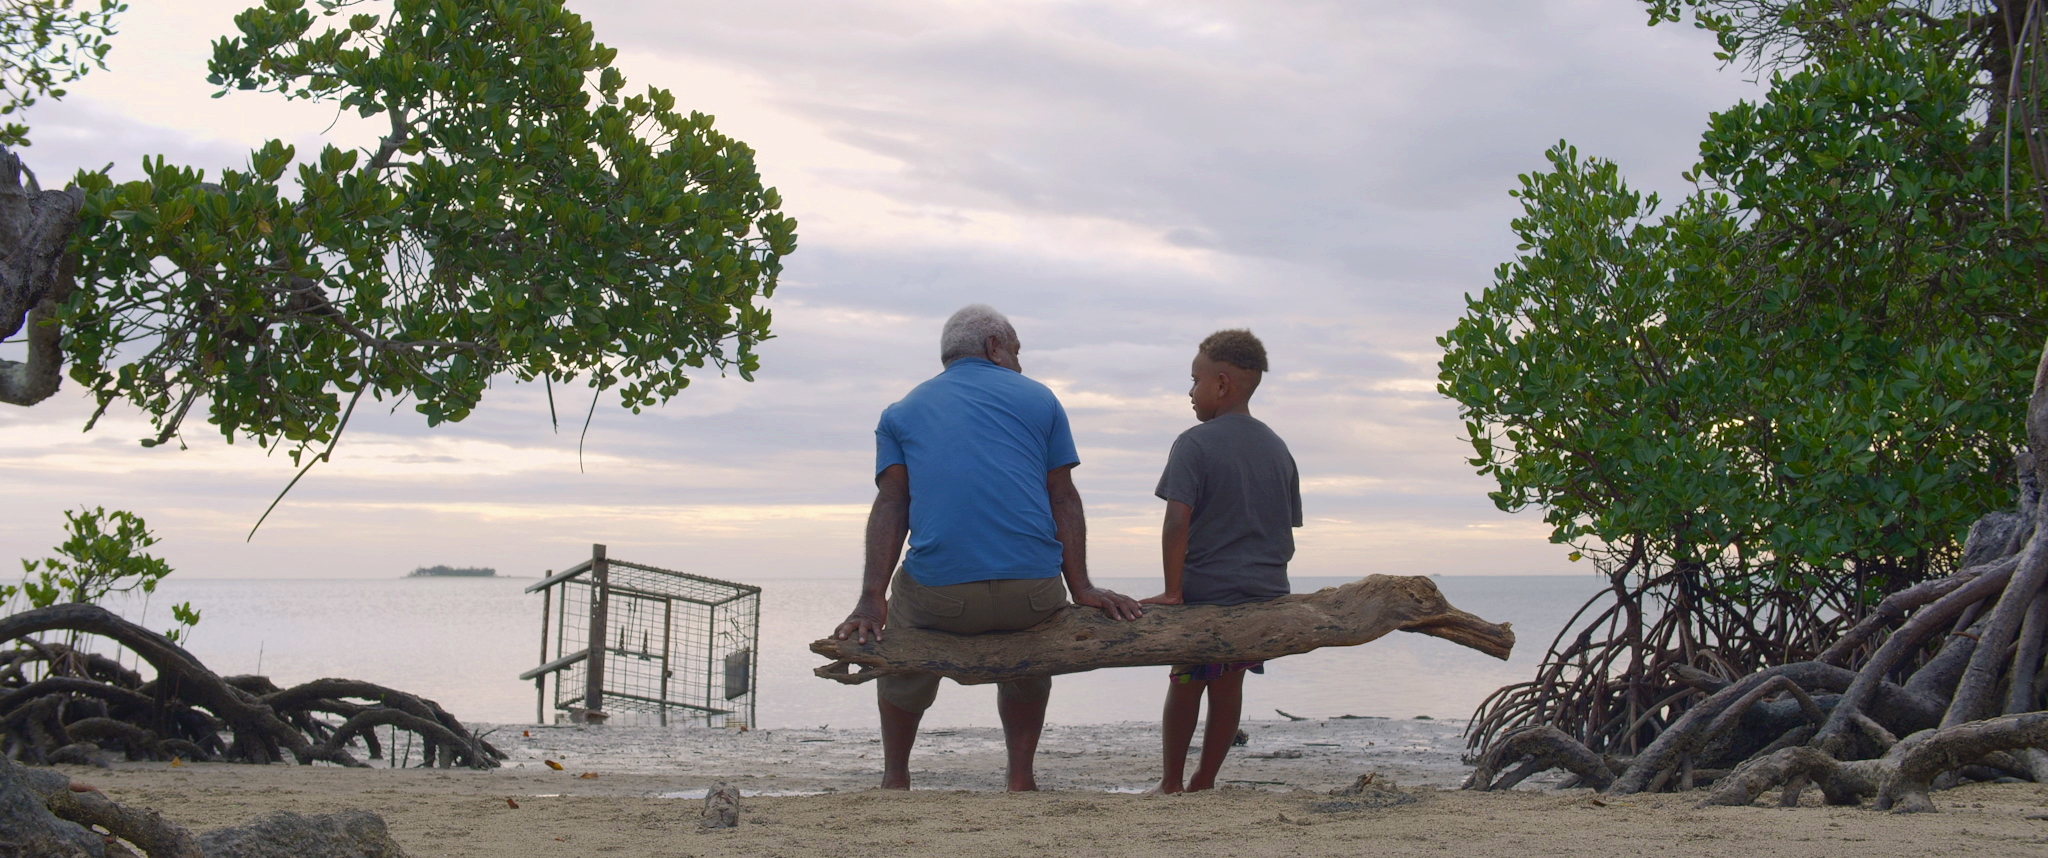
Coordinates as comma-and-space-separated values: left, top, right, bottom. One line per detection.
406, 565, 497, 578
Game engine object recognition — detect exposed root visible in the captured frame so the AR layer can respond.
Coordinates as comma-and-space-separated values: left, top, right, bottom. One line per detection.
0, 604, 497, 770
1696, 712, 2048, 812
1880, 711, 2048, 812
1463, 725, 1616, 791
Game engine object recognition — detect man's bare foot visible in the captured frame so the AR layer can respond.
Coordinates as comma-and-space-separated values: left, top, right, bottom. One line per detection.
1144, 782, 1183, 795
881, 773, 911, 790
1007, 774, 1039, 792
1185, 775, 1217, 792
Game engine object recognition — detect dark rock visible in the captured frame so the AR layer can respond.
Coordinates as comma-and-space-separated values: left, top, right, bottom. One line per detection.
700, 784, 740, 829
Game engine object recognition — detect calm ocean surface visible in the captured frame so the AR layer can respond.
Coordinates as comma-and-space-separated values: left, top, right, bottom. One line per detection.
96, 575, 1606, 730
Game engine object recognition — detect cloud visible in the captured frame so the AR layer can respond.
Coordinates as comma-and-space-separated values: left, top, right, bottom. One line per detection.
0, 0, 1762, 582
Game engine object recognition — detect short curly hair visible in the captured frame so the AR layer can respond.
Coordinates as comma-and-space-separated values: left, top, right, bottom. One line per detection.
1199, 329, 1268, 373
940, 304, 1018, 365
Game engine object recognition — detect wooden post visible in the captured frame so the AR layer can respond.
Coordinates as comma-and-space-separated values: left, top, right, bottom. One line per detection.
747, 597, 760, 729
537, 577, 552, 724
705, 602, 718, 723
584, 544, 609, 713
658, 597, 673, 727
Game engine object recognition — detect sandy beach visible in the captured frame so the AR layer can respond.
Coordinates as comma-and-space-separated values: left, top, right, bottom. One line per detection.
50, 719, 2048, 857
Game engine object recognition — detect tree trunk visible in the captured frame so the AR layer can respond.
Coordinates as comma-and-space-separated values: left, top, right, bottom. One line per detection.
2003, 591, 2048, 714
0, 146, 82, 406
1941, 340, 2048, 725
1810, 556, 2015, 754
811, 574, 1512, 685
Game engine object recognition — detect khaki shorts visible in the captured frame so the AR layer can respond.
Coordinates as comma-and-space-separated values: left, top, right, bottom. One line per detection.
877, 566, 1070, 713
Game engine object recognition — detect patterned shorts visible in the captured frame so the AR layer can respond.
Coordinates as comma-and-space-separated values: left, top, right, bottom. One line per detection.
1170, 661, 1265, 684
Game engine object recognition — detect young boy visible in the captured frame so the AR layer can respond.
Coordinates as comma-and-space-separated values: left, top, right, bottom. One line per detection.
1142, 329, 1302, 793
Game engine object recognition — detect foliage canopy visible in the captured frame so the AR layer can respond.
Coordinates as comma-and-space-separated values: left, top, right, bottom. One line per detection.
0, 0, 123, 148
4, 506, 197, 643
2, 0, 796, 469
1440, 2, 2048, 597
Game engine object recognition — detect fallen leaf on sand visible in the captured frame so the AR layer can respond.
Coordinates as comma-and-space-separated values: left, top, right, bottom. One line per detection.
544, 760, 564, 770
506, 798, 520, 809
523, 730, 532, 737
577, 772, 599, 779
1588, 798, 1606, 807
169, 758, 184, 768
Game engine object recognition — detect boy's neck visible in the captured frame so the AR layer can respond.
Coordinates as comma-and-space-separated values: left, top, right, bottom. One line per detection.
1205, 401, 1253, 421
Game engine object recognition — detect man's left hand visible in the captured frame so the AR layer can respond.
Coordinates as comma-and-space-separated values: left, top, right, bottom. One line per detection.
1074, 586, 1144, 621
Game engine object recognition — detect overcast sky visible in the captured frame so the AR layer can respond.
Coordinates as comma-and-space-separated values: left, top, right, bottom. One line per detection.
0, 1, 1761, 584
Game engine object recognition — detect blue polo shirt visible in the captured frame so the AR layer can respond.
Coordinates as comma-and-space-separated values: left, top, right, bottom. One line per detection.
876, 358, 1079, 586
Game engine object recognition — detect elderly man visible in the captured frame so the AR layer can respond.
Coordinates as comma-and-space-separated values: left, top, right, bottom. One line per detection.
834, 304, 1143, 791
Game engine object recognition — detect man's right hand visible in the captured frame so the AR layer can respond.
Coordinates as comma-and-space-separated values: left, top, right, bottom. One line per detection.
833, 595, 888, 644
1074, 586, 1144, 621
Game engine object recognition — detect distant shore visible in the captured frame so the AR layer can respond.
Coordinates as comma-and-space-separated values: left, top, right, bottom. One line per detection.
63, 719, 2048, 857
406, 565, 497, 578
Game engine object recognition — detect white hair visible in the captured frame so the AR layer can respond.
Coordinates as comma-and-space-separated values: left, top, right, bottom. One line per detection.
939, 304, 1017, 365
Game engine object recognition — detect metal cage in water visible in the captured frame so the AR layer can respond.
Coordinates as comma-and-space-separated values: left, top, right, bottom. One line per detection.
520, 545, 760, 727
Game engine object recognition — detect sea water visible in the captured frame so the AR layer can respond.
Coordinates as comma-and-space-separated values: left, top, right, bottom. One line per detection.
93, 574, 1606, 730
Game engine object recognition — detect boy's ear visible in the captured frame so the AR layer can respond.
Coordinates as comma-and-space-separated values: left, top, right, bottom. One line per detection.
1220, 366, 1257, 397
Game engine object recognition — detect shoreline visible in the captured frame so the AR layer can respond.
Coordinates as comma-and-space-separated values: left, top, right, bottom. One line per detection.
54, 719, 2048, 857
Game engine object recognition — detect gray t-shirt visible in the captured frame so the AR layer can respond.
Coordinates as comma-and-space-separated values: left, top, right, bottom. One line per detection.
1154, 414, 1302, 606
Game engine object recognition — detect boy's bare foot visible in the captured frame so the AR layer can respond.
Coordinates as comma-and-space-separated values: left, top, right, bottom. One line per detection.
881, 772, 911, 790
1145, 782, 1183, 795
1185, 775, 1217, 792
1007, 774, 1039, 792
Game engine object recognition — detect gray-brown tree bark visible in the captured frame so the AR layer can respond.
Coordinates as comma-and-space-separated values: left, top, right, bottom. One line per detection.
811, 574, 1513, 685
0, 146, 81, 406
3, 755, 414, 857
2, 604, 501, 774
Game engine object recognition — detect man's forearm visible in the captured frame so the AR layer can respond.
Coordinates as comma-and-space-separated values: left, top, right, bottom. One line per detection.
862, 494, 910, 598
1045, 467, 1139, 620
1050, 484, 1092, 593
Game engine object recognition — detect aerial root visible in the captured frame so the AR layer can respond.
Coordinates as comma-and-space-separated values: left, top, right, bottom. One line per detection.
1697, 712, 2048, 812
1463, 725, 1616, 791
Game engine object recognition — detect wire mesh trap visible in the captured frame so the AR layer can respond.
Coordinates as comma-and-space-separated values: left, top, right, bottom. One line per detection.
521, 545, 760, 727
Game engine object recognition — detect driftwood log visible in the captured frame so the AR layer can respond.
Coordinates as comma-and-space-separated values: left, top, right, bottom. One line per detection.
1462, 335, 2048, 811
811, 574, 1514, 685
